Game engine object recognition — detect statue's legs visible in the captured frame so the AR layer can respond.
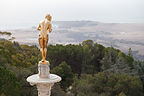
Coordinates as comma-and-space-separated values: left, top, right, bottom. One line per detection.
43, 38, 48, 60
39, 38, 45, 61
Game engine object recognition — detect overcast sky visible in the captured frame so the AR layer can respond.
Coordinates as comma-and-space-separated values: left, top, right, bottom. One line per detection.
0, 0, 144, 25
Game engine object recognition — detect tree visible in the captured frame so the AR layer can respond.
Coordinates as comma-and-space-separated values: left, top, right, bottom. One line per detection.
101, 47, 120, 71
132, 61, 144, 92
72, 72, 143, 96
47, 44, 83, 75
128, 48, 132, 57
118, 92, 126, 96
82, 44, 94, 74
82, 40, 105, 75
51, 61, 74, 91
82, 39, 94, 47
110, 52, 131, 74
127, 48, 134, 68
0, 67, 21, 96
51, 84, 67, 96
0, 40, 40, 96
91, 43, 105, 73
72, 74, 97, 96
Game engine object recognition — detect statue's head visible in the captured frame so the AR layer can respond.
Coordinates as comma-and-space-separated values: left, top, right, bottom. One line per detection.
45, 14, 52, 21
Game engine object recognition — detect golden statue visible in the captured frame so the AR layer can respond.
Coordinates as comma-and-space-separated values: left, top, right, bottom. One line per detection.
37, 14, 52, 64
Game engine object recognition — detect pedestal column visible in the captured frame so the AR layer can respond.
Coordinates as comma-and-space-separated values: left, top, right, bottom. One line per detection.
27, 61, 61, 96
37, 83, 54, 96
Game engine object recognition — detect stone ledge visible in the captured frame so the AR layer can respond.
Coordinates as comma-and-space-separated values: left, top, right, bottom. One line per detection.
27, 74, 62, 84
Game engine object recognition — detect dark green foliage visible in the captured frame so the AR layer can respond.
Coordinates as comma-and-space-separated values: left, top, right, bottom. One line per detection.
127, 48, 134, 68
101, 47, 135, 75
0, 67, 21, 96
82, 39, 94, 47
47, 44, 83, 75
51, 61, 74, 90
51, 84, 67, 96
72, 72, 143, 96
132, 61, 144, 92
0, 40, 40, 67
0, 39, 144, 96
0, 40, 39, 96
47, 40, 105, 75
101, 47, 120, 70
81, 40, 105, 74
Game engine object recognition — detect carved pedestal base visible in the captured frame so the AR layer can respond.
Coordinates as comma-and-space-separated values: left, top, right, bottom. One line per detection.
27, 61, 61, 96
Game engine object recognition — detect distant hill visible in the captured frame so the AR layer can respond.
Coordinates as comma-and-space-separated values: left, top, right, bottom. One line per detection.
2, 21, 144, 60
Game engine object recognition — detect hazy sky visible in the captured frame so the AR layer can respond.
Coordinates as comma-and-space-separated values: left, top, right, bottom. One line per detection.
0, 0, 144, 25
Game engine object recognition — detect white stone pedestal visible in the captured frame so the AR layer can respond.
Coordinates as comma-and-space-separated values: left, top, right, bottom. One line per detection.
27, 62, 61, 96
38, 62, 50, 78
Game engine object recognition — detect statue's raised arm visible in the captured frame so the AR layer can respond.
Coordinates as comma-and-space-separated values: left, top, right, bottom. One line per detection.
37, 14, 52, 64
